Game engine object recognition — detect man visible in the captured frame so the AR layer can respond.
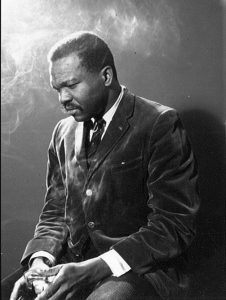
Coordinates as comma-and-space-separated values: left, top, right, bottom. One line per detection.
7, 31, 199, 299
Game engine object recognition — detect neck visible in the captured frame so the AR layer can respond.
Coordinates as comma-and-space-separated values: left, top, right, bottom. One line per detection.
104, 81, 121, 114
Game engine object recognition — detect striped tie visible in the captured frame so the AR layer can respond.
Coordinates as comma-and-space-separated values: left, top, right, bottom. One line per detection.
86, 118, 106, 166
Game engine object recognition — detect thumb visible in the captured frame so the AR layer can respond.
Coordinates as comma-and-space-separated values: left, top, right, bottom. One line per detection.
9, 276, 26, 300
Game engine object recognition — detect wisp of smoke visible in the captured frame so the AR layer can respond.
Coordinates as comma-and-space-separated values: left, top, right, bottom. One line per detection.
1, 0, 180, 147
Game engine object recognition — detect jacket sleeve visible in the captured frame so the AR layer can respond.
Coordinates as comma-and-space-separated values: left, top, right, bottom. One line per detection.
112, 109, 200, 274
21, 121, 69, 265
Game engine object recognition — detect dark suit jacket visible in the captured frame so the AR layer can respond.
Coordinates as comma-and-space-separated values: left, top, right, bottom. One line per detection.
22, 90, 199, 299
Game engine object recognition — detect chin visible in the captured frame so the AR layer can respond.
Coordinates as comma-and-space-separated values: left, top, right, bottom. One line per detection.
62, 109, 84, 120
67, 109, 92, 122
72, 114, 88, 122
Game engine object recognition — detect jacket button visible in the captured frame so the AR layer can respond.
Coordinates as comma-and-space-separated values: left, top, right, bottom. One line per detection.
86, 189, 92, 196
149, 191, 154, 199
87, 221, 95, 229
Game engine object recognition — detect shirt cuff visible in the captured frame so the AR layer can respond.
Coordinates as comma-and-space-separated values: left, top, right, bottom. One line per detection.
29, 251, 56, 267
100, 249, 131, 277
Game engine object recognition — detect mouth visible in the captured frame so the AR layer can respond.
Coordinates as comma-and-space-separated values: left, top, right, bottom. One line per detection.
61, 105, 82, 114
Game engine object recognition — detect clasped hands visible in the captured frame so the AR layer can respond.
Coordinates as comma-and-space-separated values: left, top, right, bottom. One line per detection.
10, 257, 111, 300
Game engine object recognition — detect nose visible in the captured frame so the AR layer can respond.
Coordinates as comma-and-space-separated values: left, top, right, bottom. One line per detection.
59, 88, 72, 104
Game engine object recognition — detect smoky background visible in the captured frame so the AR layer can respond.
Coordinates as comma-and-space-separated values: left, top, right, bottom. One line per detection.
1, 0, 225, 298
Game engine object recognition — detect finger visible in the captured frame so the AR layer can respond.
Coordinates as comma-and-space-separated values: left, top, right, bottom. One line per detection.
33, 279, 49, 295
24, 268, 45, 281
29, 267, 48, 274
65, 289, 77, 300
42, 265, 63, 277
27, 266, 49, 277
35, 284, 61, 300
9, 277, 26, 300
65, 292, 74, 300
46, 285, 68, 300
35, 274, 62, 300
47, 280, 79, 300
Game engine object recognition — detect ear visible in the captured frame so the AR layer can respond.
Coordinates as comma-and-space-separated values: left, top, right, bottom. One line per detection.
101, 66, 113, 87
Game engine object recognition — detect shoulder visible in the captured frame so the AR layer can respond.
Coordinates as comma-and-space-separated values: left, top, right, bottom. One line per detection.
57, 116, 77, 130
135, 94, 176, 117
51, 116, 78, 141
125, 90, 179, 128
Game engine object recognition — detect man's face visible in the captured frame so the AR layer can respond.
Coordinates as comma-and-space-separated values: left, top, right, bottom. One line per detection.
50, 53, 107, 122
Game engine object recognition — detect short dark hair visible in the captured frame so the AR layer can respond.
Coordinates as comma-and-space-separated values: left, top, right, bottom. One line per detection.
47, 31, 117, 79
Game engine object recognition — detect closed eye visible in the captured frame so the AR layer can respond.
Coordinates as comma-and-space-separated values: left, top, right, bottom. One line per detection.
68, 83, 78, 89
51, 84, 60, 92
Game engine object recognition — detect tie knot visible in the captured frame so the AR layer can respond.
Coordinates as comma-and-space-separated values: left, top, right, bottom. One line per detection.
93, 118, 106, 132
85, 118, 106, 132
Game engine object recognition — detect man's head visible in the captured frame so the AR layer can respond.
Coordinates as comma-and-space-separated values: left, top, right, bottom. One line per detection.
48, 31, 118, 122
48, 31, 117, 79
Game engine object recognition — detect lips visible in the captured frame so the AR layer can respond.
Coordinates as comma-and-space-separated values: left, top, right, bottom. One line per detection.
66, 107, 78, 111
61, 104, 81, 112
65, 105, 78, 110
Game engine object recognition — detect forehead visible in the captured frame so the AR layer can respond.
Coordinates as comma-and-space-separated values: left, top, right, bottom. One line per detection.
50, 54, 84, 82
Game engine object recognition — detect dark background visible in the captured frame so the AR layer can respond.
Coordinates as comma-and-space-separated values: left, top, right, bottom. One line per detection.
1, 0, 225, 299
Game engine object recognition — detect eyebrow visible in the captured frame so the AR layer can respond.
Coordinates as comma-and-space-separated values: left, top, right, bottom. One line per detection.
51, 78, 78, 90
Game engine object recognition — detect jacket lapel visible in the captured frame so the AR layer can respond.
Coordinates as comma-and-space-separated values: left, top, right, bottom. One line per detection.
74, 121, 88, 174
86, 91, 135, 182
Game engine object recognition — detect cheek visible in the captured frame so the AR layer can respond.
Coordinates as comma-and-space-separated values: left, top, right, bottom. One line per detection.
71, 86, 89, 102
75, 80, 103, 108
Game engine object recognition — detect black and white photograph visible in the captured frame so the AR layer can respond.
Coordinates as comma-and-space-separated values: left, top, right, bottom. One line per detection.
1, 1, 225, 299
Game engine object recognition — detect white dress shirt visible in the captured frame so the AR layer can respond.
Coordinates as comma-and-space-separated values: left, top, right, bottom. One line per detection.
30, 85, 131, 277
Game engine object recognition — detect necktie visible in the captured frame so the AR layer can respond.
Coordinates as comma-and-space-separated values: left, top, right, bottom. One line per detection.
86, 118, 106, 166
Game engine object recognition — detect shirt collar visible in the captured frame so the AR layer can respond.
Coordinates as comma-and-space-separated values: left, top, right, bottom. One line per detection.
102, 85, 125, 127
91, 85, 125, 129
